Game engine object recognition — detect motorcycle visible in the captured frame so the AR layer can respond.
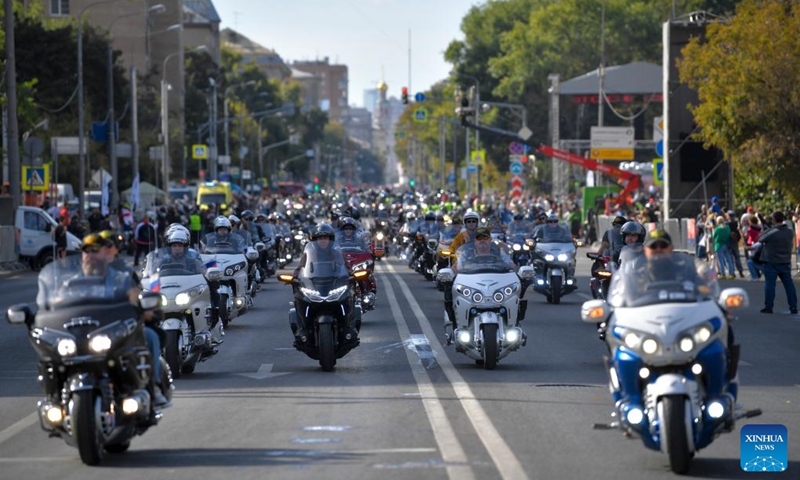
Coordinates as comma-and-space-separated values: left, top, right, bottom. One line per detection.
587, 252, 616, 301
581, 255, 761, 474
278, 246, 366, 371
6, 264, 171, 465
437, 255, 534, 370
200, 242, 253, 326
143, 261, 222, 377
245, 244, 263, 298
531, 227, 578, 304
508, 233, 534, 267
339, 244, 377, 311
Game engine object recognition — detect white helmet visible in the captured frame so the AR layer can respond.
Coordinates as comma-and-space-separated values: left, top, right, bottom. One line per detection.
214, 216, 232, 231
464, 210, 480, 222
228, 214, 241, 226
166, 227, 190, 246
165, 222, 188, 238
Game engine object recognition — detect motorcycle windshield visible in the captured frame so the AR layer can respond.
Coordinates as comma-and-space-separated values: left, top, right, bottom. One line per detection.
608, 253, 719, 308
455, 246, 513, 274
204, 240, 242, 255
142, 250, 201, 277
536, 242, 576, 257
537, 225, 574, 243
440, 230, 459, 242
300, 243, 349, 279
37, 259, 137, 310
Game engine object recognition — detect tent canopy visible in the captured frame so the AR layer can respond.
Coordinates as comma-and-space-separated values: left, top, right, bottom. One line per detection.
121, 181, 166, 211
559, 61, 662, 95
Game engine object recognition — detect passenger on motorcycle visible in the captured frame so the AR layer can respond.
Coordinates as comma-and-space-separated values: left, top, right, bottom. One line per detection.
595, 215, 627, 257
448, 210, 480, 254
229, 214, 253, 246
615, 221, 646, 266
508, 213, 532, 236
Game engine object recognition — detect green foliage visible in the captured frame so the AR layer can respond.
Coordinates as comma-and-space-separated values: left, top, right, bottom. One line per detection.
679, 0, 800, 206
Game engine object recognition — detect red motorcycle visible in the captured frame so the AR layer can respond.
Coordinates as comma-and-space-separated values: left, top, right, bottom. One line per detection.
340, 245, 377, 311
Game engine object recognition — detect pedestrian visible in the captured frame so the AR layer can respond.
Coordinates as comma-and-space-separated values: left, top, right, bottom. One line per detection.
745, 216, 763, 280
133, 214, 157, 267
755, 211, 797, 314
53, 216, 67, 260
713, 216, 735, 279
726, 211, 745, 278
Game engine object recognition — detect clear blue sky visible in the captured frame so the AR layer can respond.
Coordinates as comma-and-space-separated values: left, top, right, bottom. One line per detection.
213, 0, 478, 107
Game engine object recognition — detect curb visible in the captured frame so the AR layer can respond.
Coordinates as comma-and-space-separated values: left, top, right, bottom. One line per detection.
0, 262, 31, 274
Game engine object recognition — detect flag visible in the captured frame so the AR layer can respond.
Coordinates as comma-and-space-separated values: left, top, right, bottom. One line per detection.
101, 170, 111, 216
204, 258, 218, 269
131, 173, 140, 212
148, 274, 160, 292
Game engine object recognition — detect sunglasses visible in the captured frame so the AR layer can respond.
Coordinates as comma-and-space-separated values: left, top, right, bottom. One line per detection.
476, 236, 491, 240
81, 245, 103, 253
547, 220, 558, 224
465, 219, 478, 224
647, 241, 670, 250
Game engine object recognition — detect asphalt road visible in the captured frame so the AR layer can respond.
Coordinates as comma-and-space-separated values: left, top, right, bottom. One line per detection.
0, 252, 798, 479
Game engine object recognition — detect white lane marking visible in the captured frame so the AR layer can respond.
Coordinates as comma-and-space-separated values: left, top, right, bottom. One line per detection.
409, 334, 439, 370
576, 292, 592, 300
383, 273, 475, 480
383, 263, 530, 480
236, 363, 292, 380
0, 412, 38, 446
303, 425, 352, 432
739, 360, 753, 367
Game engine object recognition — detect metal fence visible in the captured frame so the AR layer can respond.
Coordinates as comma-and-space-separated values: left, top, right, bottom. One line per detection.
596, 215, 697, 254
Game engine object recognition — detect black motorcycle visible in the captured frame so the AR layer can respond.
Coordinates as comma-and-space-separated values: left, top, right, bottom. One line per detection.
6, 263, 171, 465
278, 244, 365, 371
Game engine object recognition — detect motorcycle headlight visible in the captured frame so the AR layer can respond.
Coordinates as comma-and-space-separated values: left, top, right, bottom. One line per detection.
57, 338, 78, 356
456, 285, 472, 298
502, 283, 519, 296
493, 292, 504, 302
161, 294, 168, 307
544, 254, 555, 262
557, 253, 569, 262
176, 284, 207, 306
472, 292, 483, 303
326, 285, 348, 300
512, 244, 521, 251
675, 323, 716, 354
300, 287, 326, 302
678, 337, 694, 353
523, 245, 530, 251
614, 327, 660, 355
88, 334, 112, 353
642, 338, 659, 354
376, 232, 385, 240
294, 234, 304, 240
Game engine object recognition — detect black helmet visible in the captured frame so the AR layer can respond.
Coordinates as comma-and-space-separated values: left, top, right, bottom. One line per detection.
330, 211, 340, 221
350, 206, 361, 220
310, 223, 336, 241
241, 210, 255, 221
341, 217, 357, 230
435, 213, 445, 222
621, 221, 646, 243
425, 211, 436, 221
256, 213, 268, 222
612, 215, 628, 227
513, 213, 525, 221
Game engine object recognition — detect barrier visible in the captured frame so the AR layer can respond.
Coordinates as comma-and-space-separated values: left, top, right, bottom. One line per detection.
0, 226, 18, 262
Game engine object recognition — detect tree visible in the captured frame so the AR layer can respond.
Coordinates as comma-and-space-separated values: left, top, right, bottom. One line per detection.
679, 0, 800, 207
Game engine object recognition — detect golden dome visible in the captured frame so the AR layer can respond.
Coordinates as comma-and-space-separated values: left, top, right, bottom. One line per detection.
377, 80, 388, 92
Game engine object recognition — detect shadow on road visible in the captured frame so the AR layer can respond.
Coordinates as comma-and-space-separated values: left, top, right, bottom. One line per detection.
100, 447, 364, 468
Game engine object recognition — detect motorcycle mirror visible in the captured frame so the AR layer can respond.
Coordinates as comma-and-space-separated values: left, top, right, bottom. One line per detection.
718, 288, 749, 313
139, 291, 162, 311
580, 300, 608, 324
6, 303, 34, 327
278, 274, 295, 284
437, 268, 454, 283
206, 268, 223, 281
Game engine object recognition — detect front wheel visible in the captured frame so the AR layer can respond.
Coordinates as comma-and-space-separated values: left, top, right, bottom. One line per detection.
318, 323, 336, 372
164, 330, 183, 379
482, 324, 498, 370
72, 390, 104, 465
219, 293, 230, 327
551, 276, 562, 305
661, 395, 693, 474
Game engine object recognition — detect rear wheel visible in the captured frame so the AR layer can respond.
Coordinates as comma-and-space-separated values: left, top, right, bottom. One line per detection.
318, 324, 336, 372
72, 390, 104, 465
482, 324, 498, 370
551, 276, 563, 305
164, 330, 183, 379
37, 250, 54, 270
662, 395, 693, 474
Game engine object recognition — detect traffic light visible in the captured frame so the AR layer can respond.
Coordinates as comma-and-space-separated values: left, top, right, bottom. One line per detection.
402, 87, 409, 105
181, 178, 187, 185
313, 177, 320, 192
408, 179, 415, 187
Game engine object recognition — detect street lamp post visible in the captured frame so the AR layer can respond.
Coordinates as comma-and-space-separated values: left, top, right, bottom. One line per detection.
223, 80, 256, 170
107, 5, 164, 212
161, 45, 207, 196
451, 71, 480, 196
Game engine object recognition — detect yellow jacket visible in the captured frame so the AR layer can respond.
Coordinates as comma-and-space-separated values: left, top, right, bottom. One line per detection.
448, 230, 474, 258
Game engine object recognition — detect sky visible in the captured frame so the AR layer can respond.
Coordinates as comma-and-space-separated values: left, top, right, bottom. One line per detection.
213, 0, 478, 107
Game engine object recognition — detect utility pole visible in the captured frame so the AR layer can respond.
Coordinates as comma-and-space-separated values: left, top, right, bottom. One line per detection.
5, 0, 21, 210
130, 65, 139, 203
439, 116, 445, 190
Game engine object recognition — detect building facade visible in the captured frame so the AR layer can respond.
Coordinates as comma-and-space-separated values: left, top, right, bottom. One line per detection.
292, 58, 348, 122
222, 28, 291, 82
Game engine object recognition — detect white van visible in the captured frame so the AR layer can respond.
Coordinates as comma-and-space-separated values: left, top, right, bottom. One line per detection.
14, 206, 81, 268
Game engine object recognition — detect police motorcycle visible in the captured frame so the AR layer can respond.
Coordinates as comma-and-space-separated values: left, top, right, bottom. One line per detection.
278, 229, 366, 372
6, 261, 172, 465
437, 245, 534, 370
531, 219, 578, 304
200, 234, 253, 326
581, 253, 761, 474
140, 248, 221, 378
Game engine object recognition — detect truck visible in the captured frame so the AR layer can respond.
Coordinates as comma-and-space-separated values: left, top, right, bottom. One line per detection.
196, 181, 233, 214
0, 202, 82, 269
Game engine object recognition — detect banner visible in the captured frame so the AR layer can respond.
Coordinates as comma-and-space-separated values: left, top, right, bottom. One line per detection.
100, 170, 111, 216
131, 173, 140, 211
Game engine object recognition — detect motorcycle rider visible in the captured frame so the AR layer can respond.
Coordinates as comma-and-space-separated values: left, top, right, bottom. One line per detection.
201, 216, 245, 253
508, 213, 532, 237
533, 214, 573, 242
595, 215, 628, 258
229, 214, 253, 247
448, 210, 481, 253
615, 221, 646, 265
291, 224, 353, 343
336, 217, 368, 248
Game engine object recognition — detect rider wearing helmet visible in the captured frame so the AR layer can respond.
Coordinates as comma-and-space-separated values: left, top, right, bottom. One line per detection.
508, 212, 532, 236
448, 210, 480, 254
163, 226, 205, 273
336, 217, 366, 248
596, 215, 628, 258
615, 221, 646, 265
201, 216, 244, 252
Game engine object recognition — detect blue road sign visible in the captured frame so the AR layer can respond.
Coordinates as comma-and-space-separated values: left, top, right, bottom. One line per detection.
509, 142, 524, 155
413, 109, 428, 123
510, 162, 524, 175
653, 158, 664, 185
655, 139, 664, 157
467, 166, 478, 173
415, 92, 426, 102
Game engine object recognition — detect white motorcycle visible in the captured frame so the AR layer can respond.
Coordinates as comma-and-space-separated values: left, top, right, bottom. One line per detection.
143, 261, 222, 377
201, 243, 255, 326
531, 225, 578, 304
437, 258, 534, 370
581, 253, 760, 474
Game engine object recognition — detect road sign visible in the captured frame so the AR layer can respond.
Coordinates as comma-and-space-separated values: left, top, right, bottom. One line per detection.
510, 176, 524, 189
509, 142, 524, 155
654, 116, 664, 157
518, 125, 533, 141
467, 166, 478, 173
413, 108, 428, 123
653, 158, 664, 185
217, 155, 231, 165
22, 164, 49, 191
242, 169, 252, 180
590, 148, 635, 160
510, 162, 523, 175
23, 136, 45, 160
415, 92, 426, 102
149, 146, 163, 161
192, 144, 209, 160
471, 149, 486, 166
